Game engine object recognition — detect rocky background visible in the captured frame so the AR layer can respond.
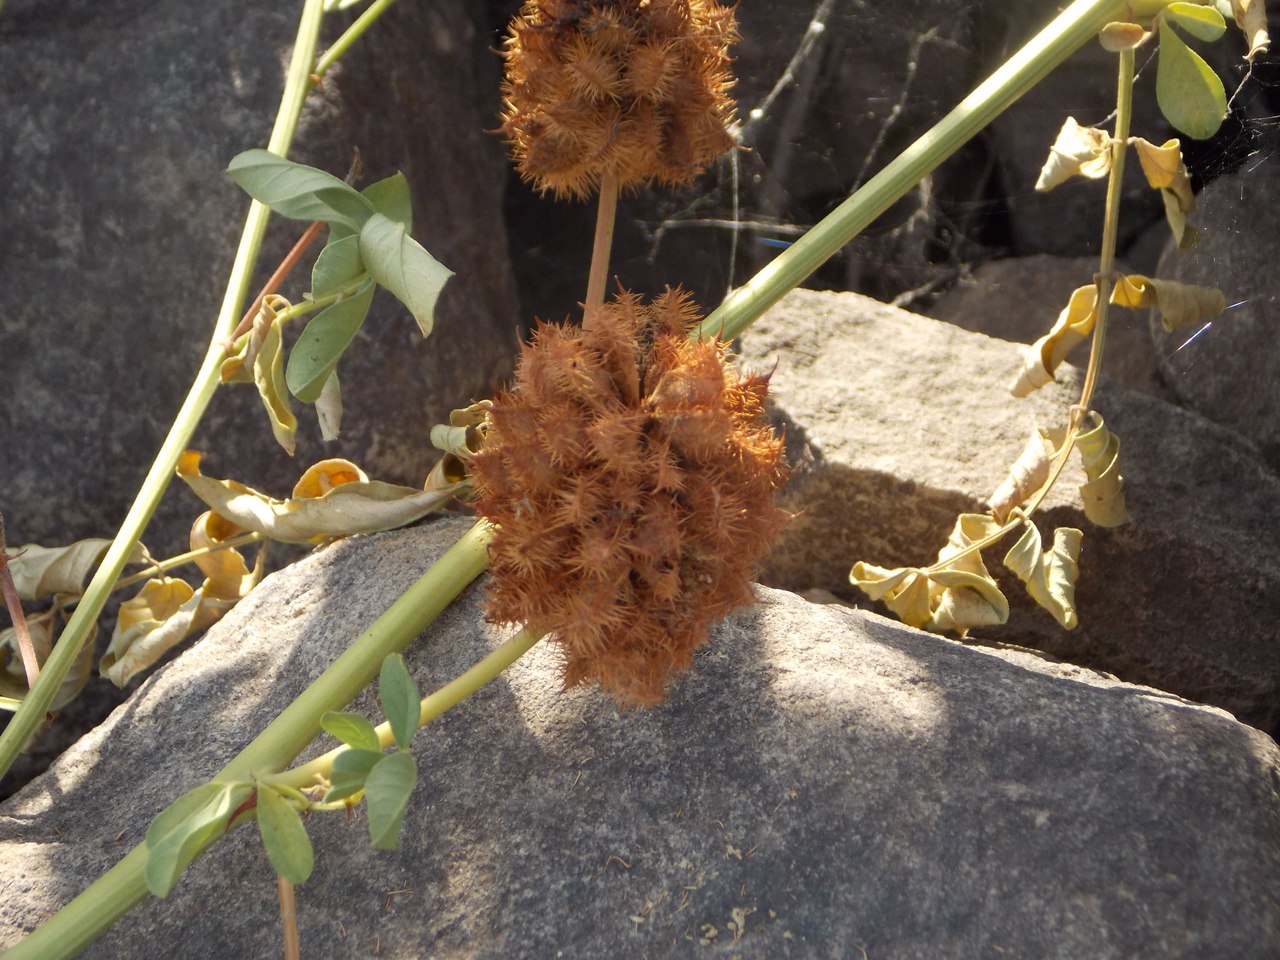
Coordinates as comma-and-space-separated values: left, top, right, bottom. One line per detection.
1, 0, 1279, 953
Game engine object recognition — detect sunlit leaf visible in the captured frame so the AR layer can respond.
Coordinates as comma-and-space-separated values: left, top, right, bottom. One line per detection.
227, 150, 374, 231
1165, 1, 1228, 40
362, 172, 413, 232
1004, 521, 1085, 629
1131, 137, 1198, 247
256, 785, 315, 886
1075, 412, 1129, 527
1157, 19, 1228, 140
177, 453, 460, 544
324, 747, 385, 803
928, 513, 1009, 634
1036, 117, 1113, 191
848, 563, 934, 629
365, 751, 417, 851
379, 654, 420, 751
315, 372, 343, 442
1010, 284, 1097, 397
988, 428, 1055, 523
252, 306, 298, 456
1223, 0, 1270, 59
310, 234, 365, 299
4, 539, 148, 602
359, 212, 453, 337
1110, 273, 1227, 330
145, 781, 254, 898
321, 711, 382, 752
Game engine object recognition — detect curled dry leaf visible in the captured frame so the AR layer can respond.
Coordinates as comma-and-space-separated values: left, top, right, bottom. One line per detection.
101, 512, 259, 687
1075, 413, 1128, 527
1110, 274, 1227, 331
1004, 521, 1084, 629
1224, 0, 1270, 59
1010, 284, 1097, 397
988, 428, 1055, 522
851, 515, 1009, 635
315, 372, 343, 441
4, 538, 149, 602
177, 452, 461, 543
427, 400, 494, 488
1131, 137, 1198, 248
220, 295, 298, 454
1036, 117, 1112, 192
0, 612, 94, 713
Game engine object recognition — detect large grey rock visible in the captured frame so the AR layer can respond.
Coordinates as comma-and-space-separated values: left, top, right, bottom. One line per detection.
0, 1, 519, 559
1153, 162, 1280, 468
741, 289, 1280, 735
3, 518, 1278, 958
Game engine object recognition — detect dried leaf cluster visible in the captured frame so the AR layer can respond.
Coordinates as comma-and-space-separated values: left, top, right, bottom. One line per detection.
471, 290, 788, 705
500, 0, 739, 198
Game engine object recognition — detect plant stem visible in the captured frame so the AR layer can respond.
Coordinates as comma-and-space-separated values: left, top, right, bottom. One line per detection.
226, 219, 326, 346
0, 515, 40, 690
273, 623, 543, 793
6, 520, 493, 960
585, 171, 620, 311
278, 875, 301, 960
312, 0, 403, 82
700, 0, 1130, 342
106, 532, 265, 593
0, 0, 326, 783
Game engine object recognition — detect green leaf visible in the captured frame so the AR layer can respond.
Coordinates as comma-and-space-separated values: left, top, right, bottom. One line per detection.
144, 782, 253, 897
1157, 19, 1227, 139
365, 751, 417, 851
321, 710, 382, 752
379, 654, 421, 751
359, 212, 453, 336
256, 785, 315, 885
310, 234, 365, 299
227, 150, 374, 231
1164, 1, 1227, 41
286, 278, 375, 403
362, 173, 413, 232
324, 747, 385, 803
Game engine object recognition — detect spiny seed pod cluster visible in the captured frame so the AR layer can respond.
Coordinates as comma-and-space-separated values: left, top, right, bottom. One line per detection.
471, 290, 789, 706
499, 0, 739, 199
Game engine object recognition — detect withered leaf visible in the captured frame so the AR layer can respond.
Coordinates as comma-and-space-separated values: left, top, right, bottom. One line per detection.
1075, 412, 1128, 527
1004, 521, 1084, 629
1010, 284, 1097, 397
1130, 137, 1198, 248
1036, 117, 1112, 192
988, 428, 1055, 523
1110, 274, 1227, 331
5, 538, 149, 602
0, 612, 94, 713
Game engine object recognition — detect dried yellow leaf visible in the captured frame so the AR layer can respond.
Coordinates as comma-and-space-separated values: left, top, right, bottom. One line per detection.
1110, 274, 1227, 331
1130, 137, 1197, 247
1036, 117, 1113, 192
1228, 0, 1270, 59
0, 612, 93, 713
1004, 521, 1084, 629
177, 452, 460, 544
928, 513, 1009, 634
988, 428, 1055, 522
315, 372, 343, 441
4, 539, 149, 602
1075, 413, 1128, 527
1010, 284, 1098, 397
849, 563, 934, 629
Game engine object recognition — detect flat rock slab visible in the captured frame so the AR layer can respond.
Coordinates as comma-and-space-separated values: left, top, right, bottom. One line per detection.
3, 519, 1279, 958
740, 289, 1280, 735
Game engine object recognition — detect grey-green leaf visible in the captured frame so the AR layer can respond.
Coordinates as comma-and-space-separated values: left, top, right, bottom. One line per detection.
286, 278, 375, 403
227, 150, 374, 231
324, 747, 385, 803
1164, 1, 1227, 42
362, 173, 413, 232
256, 785, 315, 885
1157, 19, 1227, 140
365, 751, 417, 851
145, 781, 252, 897
359, 212, 453, 337
310, 234, 365, 299
379, 654, 420, 751
321, 710, 382, 752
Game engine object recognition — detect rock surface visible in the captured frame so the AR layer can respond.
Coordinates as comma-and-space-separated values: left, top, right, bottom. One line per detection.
1153, 162, 1280, 469
740, 289, 1280, 736
0, 0, 519, 559
3, 518, 1279, 958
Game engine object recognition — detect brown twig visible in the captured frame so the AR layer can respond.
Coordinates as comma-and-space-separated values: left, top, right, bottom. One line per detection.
584, 170, 620, 312
224, 219, 327, 349
278, 874, 301, 960
0, 513, 40, 690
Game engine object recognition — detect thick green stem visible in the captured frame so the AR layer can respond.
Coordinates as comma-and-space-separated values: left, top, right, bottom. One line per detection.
0, 0, 327, 784
5, 521, 492, 960
701, 0, 1131, 342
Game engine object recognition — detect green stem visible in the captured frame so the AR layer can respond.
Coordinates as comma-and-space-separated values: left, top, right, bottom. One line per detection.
272, 623, 543, 793
5, 520, 493, 960
0, 0, 328, 784
701, 0, 1131, 342
312, 0, 403, 82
